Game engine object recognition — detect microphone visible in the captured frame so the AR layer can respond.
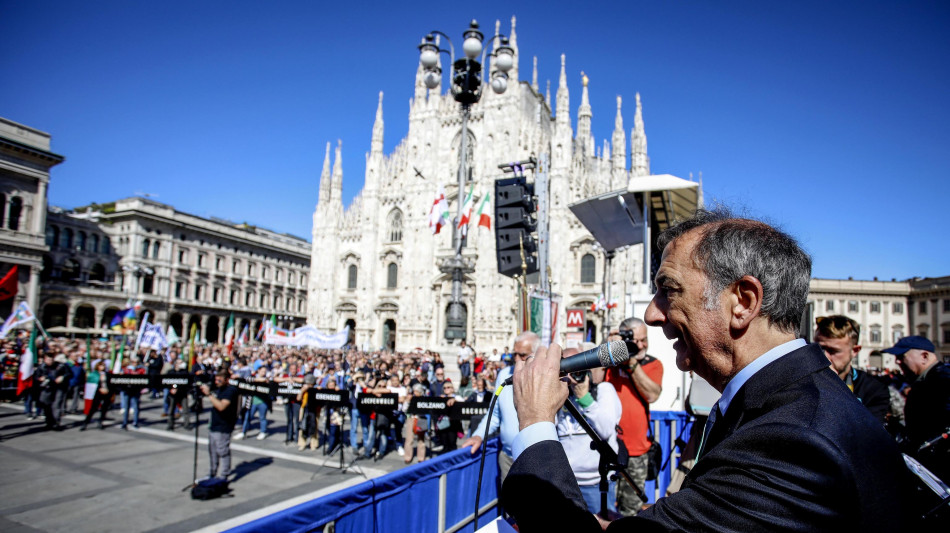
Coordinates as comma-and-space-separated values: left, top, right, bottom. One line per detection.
501, 340, 630, 386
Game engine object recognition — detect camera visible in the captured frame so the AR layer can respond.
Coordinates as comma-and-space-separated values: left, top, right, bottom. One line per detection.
570, 370, 590, 382
618, 328, 637, 356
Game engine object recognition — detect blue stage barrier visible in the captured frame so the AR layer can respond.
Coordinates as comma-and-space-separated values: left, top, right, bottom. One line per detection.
226, 412, 691, 533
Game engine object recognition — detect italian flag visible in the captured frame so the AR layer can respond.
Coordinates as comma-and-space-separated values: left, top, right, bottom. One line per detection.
224, 313, 235, 355
475, 192, 491, 230
429, 185, 450, 235
16, 327, 36, 396
456, 185, 475, 234
187, 323, 198, 371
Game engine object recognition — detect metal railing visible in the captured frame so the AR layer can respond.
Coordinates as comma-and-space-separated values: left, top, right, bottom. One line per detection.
225, 412, 692, 533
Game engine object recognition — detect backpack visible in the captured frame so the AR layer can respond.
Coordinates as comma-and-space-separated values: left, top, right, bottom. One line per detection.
191, 478, 231, 500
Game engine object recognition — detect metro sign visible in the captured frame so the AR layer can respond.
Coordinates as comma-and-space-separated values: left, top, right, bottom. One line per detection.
566, 308, 586, 329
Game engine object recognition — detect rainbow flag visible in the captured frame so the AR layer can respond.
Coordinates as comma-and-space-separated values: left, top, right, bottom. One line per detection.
110, 307, 138, 333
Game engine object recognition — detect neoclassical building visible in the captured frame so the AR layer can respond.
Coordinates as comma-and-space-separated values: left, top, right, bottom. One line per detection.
0, 117, 63, 318
40, 197, 311, 343
807, 277, 912, 370
308, 17, 664, 352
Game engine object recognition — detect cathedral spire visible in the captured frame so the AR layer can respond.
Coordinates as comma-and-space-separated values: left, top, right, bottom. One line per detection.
531, 56, 538, 92
413, 61, 427, 108
318, 141, 331, 206
331, 139, 343, 203
577, 71, 592, 153
508, 15, 519, 82
545, 79, 551, 108
556, 54, 570, 126
612, 95, 627, 174
631, 92, 650, 178
371, 91, 384, 154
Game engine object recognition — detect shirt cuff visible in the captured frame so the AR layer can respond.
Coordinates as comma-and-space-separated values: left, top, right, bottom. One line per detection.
512, 421, 558, 460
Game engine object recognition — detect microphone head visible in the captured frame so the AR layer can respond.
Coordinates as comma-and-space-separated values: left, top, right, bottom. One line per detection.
598, 340, 630, 368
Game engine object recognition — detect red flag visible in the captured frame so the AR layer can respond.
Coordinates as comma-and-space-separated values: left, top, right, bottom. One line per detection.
0, 265, 18, 301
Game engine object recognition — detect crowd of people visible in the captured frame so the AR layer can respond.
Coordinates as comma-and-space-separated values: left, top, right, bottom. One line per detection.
3, 333, 515, 467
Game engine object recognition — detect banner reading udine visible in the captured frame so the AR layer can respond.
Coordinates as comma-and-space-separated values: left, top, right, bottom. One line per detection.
264, 324, 349, 349
528, 289, 561, 347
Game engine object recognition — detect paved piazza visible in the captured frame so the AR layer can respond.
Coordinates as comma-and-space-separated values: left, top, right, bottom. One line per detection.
0, 399, 401, 532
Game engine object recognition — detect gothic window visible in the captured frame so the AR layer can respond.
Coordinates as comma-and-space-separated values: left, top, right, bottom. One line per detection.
46, 225, 58, 247
347, 265, 358, 289
61, 228, 74, 249
387, 262, 398, 289
8, 197, 22, 230
580, 254, 596, 284
387, 209, 403, 243
142, 239, 151, 257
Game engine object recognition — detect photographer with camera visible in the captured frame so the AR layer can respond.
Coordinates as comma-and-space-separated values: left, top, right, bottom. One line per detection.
557, 345, 623, 514
606, 317, 663, 517
199, 369, 238, 481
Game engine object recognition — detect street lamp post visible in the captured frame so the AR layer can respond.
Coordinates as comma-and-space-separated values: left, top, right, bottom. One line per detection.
418, 20, 514, 341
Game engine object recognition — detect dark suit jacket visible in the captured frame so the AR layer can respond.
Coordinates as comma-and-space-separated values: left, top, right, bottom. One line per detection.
852, 369, 890, 423
502, 343, 909, 532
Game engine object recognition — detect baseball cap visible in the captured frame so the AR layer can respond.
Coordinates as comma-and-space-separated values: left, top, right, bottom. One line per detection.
881, 336, 935, 355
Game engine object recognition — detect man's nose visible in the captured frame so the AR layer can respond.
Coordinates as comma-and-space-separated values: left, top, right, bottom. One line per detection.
644, 296, 664, 326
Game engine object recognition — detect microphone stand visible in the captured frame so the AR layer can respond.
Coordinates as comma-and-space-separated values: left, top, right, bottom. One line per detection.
562, 398, 647, 518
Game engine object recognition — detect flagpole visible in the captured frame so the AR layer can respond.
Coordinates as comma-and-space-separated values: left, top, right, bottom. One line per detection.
31, 317, 51, 341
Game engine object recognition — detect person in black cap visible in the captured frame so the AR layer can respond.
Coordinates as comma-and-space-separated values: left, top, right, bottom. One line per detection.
883, 335, 950, 481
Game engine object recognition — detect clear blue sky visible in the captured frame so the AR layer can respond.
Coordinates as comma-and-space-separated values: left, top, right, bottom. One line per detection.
2, 1, 947, 280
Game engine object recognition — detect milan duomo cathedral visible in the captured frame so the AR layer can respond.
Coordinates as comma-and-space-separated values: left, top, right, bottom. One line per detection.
308, 17, 679, 353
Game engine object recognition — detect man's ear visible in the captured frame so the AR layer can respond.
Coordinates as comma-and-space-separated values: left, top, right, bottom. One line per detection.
729, 275, 763, 331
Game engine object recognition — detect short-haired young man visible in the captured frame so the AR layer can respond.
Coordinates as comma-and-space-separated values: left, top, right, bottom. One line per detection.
815, 315, 889, 423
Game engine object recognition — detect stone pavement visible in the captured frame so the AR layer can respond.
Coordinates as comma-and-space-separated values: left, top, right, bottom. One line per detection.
0, 397, 415, 532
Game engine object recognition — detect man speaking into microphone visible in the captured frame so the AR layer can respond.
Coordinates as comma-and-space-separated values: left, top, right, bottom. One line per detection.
502, 209, 907, 532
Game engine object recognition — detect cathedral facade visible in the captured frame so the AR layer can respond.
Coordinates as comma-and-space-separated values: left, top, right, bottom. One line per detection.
309, 18, 658, 353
